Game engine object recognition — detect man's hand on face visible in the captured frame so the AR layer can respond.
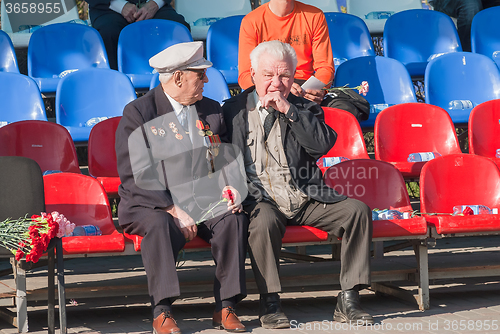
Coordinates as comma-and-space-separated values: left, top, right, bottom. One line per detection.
121, 2, 138, 23
260, 91, 291, 115
303, 88, 326, 104
134, 1, 159, 21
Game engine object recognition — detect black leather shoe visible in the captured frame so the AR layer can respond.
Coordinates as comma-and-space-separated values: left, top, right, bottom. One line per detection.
333, 290, 374, 325
259, 294, 290, 329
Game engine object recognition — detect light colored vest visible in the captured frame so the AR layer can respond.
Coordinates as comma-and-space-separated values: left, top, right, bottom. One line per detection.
244, 105, 309, 218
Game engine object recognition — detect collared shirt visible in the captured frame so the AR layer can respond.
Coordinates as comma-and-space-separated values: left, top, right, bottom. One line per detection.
164, 91, 191, 131
252, 90, 272, 126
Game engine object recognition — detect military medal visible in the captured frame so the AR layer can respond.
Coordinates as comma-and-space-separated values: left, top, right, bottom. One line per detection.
158, 128, 166, 137
151, 126, 158, 136
175, 133, 183, 140
196, 120, 207, 136
169, 122, 181, 136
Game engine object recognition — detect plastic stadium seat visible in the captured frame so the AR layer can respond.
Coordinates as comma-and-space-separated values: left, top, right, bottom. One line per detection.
420, 154, 500, 235
424, 52, 500, 125
88, 117, 121, 197
117, 19, 193, 90
149, 67, 231, 104
55, 68, 136, 144
28, 23, 109, 94
469, 99, 500, 167
374, 103, 461, 179
318, 107, 369, 173
175, 0, 252, 40
44, 173, 125, 255
333, 56, 417, 129
0, 72, 47, 125
383, 9, 462, 78
0, 120, 81, 174
324, 12, 375, 70
206, 15, 244, 87
471, 6, 500, 68
346, 0, 422, 35
0, 0, 80, 48
0, 30, 19, 73
324, 159, 428, 238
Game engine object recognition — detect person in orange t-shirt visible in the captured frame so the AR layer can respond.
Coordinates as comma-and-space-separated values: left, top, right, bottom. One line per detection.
238, 0, 334, 105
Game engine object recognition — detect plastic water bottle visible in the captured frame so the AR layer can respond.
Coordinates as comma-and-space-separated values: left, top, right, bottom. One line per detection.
372, 211, 379, 221
452, 205, 495, 216
317, 157, 350, 168
71, 225, 102, 236
448, 100, 474, 110
193, 17, 222, 26
407, 152, 441, 162
374, 209, 403, 220
85, 116, 109, 127
365, 11, 394, 19
495, 149, 500, 158
42, 170, 63, 176
370, 104, 390, 114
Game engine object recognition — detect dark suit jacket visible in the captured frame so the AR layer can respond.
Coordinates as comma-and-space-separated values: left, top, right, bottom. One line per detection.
86, 0, 173, 20
222, 87, 348, 205
116, 85, 235, 226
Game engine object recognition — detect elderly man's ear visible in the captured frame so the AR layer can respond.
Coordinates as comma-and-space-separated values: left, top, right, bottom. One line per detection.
173, 71, 183, 87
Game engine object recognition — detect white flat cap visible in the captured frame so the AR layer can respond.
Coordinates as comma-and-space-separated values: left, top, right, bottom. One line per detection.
149, 41, 212, 73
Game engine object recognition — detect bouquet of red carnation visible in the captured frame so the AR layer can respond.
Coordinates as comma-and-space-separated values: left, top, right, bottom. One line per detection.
0, 211, 75, 263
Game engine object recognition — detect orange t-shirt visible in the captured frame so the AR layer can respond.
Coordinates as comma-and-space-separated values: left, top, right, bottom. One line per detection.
238, 1, 334, 90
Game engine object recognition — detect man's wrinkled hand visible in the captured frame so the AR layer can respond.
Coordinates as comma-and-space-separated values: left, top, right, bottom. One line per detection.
223, 186, 243, 214
303, 88, 326, 104
290, 82, 305, 98
165, 205, 197, 241
121, 2, 137, 23
260, 91, 290, 115
134, 1, 159, 21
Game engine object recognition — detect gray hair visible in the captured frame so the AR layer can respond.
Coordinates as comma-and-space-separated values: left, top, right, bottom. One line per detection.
250, 40, 298, 72
159, 72, 174, 84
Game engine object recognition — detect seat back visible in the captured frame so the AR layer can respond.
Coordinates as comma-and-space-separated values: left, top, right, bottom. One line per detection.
175, 0, 252, 40
0, 120, 81, 174
346, 0, 422, 34
44, 173, 115, 235
383, 9, 461, 77
206, 15, 245, 86
324, 12, 375, 69
469, 99, 500, 158
261, 0, 339, 12
471, 6, 500, 68
28, 23, 109, 79
149, 67, 231, 104
0, 30, 19, 73
88, 117, 121, 178
374, 103, 461, 162
0, 72, 47, 124
420, 154, 500, 214
324, 159, 413, 211
117, 19, 193, 76
424, 52, 500, 125
0, 156, 45, 221
322, 107, 369, 159
55, 68, 136, 135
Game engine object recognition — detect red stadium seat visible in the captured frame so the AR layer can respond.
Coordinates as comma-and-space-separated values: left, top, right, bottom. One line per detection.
374, 103, 461, 179
88, 117, 121, 197
44, 173, 125, 254
469, 99, 500, 168
0, 120, 81, 174
420, 154, 500, 235
319, 107, 370, 173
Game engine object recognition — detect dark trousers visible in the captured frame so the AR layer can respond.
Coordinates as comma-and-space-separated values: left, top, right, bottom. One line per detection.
244, 198, 372, 293
89, 5, 190, 70
123, 210, 248, 308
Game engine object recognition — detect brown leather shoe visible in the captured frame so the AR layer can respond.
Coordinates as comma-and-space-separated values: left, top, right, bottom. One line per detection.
212, 306, 246, 332
153, 311, 181, 334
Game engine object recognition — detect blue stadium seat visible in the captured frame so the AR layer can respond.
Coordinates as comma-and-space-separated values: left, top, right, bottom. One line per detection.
333, 56, 417, 129
149, 67, 231, 104
175, 0, 252, 40
0, 72, 47, 124
27, 23, 109, 95
117, 19, 193, 91
55, 68, 136, 144
424, 52, 500, 125
0, 30, 19, 73
206, 15, 244, 87
324, 12, 375, 70
384, 9, 462, 79
471, 6, 500, 68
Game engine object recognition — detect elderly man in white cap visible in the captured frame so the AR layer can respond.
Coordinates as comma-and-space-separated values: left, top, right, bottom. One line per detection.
115, 41, 249, 334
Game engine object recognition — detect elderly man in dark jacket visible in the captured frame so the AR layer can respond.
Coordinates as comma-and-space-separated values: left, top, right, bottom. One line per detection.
116, 41, 248, 334
222, 40, 373, 329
